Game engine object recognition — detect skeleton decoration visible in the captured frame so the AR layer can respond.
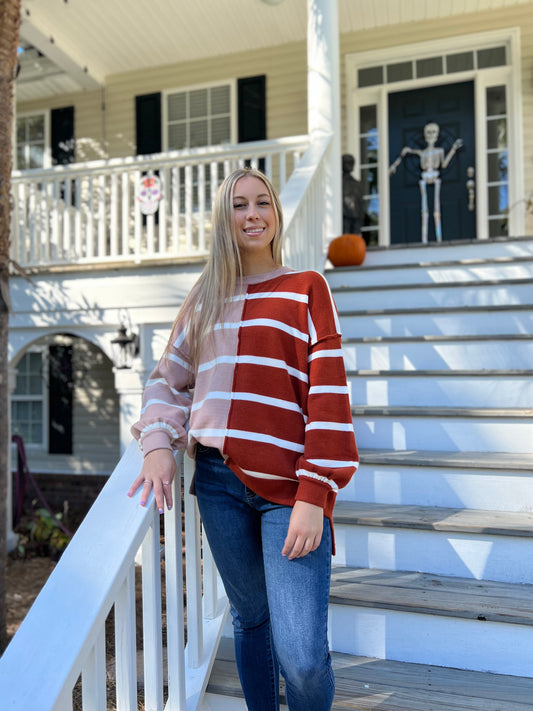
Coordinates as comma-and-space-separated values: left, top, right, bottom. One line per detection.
389, 122, 463, 243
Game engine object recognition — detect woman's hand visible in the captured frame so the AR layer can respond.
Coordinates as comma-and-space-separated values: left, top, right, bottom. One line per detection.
127, 448, 177, 513
282, 500, 324, 560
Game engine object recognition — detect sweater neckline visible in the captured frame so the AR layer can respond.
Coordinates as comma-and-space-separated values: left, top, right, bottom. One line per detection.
241, 266, 293, 286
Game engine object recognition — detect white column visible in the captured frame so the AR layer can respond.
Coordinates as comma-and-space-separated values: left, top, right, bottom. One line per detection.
6, 367, 19, 553
113, 367, 145, 456
307, 0, 342, 241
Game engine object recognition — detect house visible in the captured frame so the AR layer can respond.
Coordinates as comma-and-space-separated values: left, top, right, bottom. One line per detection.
3, 1, 533, 708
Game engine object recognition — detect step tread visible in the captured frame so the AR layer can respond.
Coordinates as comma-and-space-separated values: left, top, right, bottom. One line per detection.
359, 448, 533, 471
351, 404, 533, 417
329, 566, 533, 626
331, 276, 533, 293
209, 637, 533, 710
347, 368, 533, 376
343, 333, 533, 343
341, 303, 533, 316
333, 500, 533, 537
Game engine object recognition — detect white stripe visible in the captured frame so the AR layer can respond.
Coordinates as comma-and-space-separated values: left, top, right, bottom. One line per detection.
308, 310, 318, 345
241, 468, 289, 482
308, 348, 344, 361
192, 391, 304, 415
199, 355, 308, 383
246, 291, 308, 304
227, 429, 305, 453
305, 421, 354, 432
309, 385, 349, 395
189, 427, 227, 440
242, 318, 309, 342
172, 330, 187, 349
141, 399, 190, 415
296, 469, 339, 491
166, 352, 191, 369
308, 458, 360, 469
146, 378, 181, 395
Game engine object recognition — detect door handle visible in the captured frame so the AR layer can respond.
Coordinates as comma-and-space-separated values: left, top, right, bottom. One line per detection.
466, 166, 475, 211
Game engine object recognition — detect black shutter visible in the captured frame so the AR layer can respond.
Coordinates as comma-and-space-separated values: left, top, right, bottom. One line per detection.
238, 75, 266, 143
48, 345, 73, 455
135, 93, 162, 155
51, 106, 75, 165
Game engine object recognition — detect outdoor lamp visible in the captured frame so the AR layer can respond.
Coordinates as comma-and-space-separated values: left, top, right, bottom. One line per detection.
111, 324, 139, 369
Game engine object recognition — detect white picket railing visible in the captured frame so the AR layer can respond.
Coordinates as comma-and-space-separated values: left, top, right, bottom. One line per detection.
280, 133, 333, 272
10, 136, 309, 271
0, 442, 229, 711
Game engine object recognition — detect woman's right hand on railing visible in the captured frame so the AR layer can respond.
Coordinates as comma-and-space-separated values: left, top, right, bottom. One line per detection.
127, 448, 177, 514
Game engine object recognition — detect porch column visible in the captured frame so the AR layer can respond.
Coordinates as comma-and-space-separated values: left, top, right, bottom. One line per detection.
113, 367, 146, 456
6, 367, 19, 553
307, 0, 342, 241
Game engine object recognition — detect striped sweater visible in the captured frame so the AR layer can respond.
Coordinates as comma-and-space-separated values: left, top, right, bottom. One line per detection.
131, 266, 359, 524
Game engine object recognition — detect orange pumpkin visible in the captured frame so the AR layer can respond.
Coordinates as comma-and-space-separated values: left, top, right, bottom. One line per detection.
327, 233, 366, 267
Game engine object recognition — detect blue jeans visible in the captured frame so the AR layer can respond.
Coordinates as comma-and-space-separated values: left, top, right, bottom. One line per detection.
195, 446, 334, 711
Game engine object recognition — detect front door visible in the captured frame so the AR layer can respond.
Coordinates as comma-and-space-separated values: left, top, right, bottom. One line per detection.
388, 81, 476, 244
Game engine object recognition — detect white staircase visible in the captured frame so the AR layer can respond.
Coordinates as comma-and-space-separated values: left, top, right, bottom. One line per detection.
327, 238, 533, 682
204, 237, 533, 709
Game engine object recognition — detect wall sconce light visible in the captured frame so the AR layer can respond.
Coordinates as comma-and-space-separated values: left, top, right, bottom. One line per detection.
111, 323, 139, 369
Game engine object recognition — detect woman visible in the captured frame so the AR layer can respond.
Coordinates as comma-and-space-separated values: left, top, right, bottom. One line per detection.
128, 168, 358, 711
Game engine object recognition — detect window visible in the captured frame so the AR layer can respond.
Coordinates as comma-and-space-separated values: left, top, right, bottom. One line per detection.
359, 105, 379, 246
16, 113, 48, 170
486, 85, 508, 237
166, 84, 233, 150
12, 351, 46, 446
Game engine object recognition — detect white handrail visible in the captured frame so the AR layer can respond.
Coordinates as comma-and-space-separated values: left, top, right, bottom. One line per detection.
281, 133, 333, 272
0, 441, 228, 711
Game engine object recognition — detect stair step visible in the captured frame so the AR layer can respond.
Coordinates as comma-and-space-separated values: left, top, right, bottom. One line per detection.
329, 566, 533, 626
207, 636, 533, 710
359, 448, 533, 470
340, 305, 533, 338
333, 501, 533, 538
348, 372, 533, 409
326, 254, 533, 289
342, 335, 533, 371
332, 280, 533, 312
352, 406, 533, 454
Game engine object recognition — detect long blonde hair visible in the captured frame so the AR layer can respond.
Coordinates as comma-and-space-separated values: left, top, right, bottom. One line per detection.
168, 168, 284, 374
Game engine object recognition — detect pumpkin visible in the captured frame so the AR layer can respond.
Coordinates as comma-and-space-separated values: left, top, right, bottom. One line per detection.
327, 233, 366, 267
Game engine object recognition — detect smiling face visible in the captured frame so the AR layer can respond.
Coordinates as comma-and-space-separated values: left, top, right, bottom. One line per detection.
232, 175, 278, 271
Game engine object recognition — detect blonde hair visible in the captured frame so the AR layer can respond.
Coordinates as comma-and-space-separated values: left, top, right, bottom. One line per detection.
167, 168, 284, 374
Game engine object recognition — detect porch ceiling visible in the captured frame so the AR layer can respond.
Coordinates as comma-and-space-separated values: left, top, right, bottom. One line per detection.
17, 0, 533, 101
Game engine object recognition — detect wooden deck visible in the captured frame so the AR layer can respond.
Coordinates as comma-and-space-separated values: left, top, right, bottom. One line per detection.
208, 638, 533, 710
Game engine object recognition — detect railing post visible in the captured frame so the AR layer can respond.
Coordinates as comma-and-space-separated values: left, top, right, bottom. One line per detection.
164, 458, 187, 710
184, 453, 203, 668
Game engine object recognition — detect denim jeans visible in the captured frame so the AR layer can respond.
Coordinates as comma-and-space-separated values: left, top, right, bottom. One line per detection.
194, 445, 335, 711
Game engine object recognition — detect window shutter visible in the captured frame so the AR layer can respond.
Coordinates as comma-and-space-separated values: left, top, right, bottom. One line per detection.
136, 93, 162, 155
48, 345, 73, 455
237, 75, 266, 143
51, 106, 75, 165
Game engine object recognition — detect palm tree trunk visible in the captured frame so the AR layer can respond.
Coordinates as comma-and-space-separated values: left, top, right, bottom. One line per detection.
0, 0, 21, 652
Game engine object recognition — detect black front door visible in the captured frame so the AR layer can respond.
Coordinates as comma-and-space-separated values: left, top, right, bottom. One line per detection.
389, 81, 476, 244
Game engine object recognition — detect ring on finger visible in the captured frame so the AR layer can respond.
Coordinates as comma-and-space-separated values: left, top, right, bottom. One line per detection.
163, 481, 171, 485
144, 480, 153, 485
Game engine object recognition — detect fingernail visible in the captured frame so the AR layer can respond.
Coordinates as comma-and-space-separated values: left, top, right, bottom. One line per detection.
158, 507, 164, 515
140, 500, 145, 506
127, 492, 132, 497
167, 504, 172, 511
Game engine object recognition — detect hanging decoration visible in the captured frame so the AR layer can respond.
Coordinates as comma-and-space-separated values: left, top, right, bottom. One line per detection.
136, 170, 162, 216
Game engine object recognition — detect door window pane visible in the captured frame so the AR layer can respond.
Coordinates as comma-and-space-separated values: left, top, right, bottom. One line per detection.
446, 52, 474, 73
416, 56, 443, 78
477, 46, 507, 69
358, 66, 383, 88
16, 114, 46, 170
387, 62, 412, 83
